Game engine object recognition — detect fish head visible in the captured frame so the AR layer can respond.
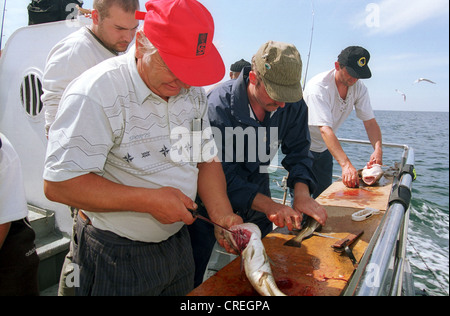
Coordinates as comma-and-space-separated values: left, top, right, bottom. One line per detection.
362, 164, 384, 185
225, 223, 261, 253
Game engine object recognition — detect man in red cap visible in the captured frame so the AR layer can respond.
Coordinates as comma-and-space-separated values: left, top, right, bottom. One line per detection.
42, 0, 141, 296
44, 0, 241, 296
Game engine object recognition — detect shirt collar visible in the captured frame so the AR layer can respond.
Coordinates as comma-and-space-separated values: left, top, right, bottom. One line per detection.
127, 45, 153, 105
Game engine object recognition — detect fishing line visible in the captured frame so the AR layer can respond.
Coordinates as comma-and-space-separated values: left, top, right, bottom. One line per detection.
407, 236, 449, 295
279, 0, 315, 206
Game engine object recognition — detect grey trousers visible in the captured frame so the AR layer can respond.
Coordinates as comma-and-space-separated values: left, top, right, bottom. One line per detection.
73, 213, 194, 296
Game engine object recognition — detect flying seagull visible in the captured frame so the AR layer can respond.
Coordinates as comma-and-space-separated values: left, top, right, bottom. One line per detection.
395, 89, 406, 102
413, 78, 436, 84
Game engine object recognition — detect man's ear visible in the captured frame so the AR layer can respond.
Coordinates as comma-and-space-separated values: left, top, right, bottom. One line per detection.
334, 61, 341, 71
135, 32, 145, 59
91, 9, 99, 25
248, 70, 258, 85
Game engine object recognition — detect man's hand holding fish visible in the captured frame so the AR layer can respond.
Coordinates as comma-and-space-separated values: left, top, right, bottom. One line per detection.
212, 214, 244, 255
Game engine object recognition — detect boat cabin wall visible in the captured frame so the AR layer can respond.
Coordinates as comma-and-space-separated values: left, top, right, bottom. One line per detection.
0, 19, 89, 234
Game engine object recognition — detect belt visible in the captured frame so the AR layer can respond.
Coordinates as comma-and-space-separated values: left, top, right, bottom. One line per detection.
78, 210, 92, 225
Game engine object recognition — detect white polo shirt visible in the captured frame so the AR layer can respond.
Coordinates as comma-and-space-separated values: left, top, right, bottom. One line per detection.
0, 133, 28, 225
44, 47, 216, 242
304, 69, 375, 153
42, 27, 117, 133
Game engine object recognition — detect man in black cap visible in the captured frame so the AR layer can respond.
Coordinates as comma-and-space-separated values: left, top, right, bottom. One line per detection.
229, 59, 251, 79
304, 46, 383, 197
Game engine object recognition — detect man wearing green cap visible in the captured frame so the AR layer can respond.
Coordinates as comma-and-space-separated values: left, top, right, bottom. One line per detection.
304, 46, 383, 198
189, 40, 327, 287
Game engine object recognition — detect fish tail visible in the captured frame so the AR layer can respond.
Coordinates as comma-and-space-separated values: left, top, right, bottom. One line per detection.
258, 273, 287, 296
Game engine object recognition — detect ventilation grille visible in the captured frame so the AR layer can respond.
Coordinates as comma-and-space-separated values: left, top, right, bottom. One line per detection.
20, 73, 44, 117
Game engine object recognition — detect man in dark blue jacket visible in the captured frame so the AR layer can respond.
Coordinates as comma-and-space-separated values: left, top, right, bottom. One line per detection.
189, 41, 327, 286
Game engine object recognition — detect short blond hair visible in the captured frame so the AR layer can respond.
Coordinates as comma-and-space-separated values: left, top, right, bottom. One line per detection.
93, 0, 139, 19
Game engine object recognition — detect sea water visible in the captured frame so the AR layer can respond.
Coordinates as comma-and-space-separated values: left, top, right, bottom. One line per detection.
270, 110, 449, 296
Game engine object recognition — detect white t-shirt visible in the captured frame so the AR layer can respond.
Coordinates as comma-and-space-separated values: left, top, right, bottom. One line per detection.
44, 47, 216, 243
0, 133, 28, 225
304, 69, 375, 153
42, 27, 117, 133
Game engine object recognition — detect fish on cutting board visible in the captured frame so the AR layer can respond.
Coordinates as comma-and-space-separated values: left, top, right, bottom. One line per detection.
226, 223, 287, 296
360, 163, 384, 186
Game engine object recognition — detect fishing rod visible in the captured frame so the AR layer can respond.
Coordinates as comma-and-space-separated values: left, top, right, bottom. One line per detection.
277, 1, 315, 206
0, 0, 6, 52
303, 0, 315, 89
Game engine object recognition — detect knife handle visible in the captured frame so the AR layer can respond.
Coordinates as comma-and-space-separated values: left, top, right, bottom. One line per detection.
331, 230, 364, 250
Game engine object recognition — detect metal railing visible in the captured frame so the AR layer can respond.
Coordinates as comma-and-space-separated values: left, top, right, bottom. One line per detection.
271, 138, 416, 296
331, 140, 415, 296
347, 143, 415, 296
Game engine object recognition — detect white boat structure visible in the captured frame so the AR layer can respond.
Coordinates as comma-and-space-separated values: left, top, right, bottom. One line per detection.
0, 17, 91, 292
0, 16, 417, 296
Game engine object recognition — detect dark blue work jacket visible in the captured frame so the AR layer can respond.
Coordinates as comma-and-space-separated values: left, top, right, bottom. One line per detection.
207, 67, 317, 213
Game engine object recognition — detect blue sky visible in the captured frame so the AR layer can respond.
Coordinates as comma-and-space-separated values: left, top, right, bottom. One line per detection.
1, 0, 449, 112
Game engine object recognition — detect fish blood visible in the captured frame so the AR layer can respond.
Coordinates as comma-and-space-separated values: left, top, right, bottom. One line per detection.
230, 227, 253, 253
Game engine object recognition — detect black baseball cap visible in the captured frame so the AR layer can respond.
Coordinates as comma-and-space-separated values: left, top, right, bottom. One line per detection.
338, 46, 372, 79
230, 59, 250, 72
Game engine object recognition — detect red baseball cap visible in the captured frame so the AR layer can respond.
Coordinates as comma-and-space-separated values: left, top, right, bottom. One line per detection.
136, 0, 225, 87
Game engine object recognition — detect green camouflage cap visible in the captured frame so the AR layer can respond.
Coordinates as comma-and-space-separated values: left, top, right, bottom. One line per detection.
254, 41, 303, 103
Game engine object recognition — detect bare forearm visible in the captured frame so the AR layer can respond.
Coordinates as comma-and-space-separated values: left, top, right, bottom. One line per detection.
197, 160, 243, 254
364, 119, 383, 163
320, 126, 351, 169
197, 160, 234, 222
364, 119, 382, 149
44, 173, 145, 213
320, 126, 358, 187
44, 173, 197, 225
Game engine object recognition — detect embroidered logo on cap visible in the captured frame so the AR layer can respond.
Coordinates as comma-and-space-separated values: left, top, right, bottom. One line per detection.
196, 33, 208, 56
358, 57, 367, 67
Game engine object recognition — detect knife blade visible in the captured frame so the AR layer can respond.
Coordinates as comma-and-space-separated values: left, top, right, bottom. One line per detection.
188, 209, 235, 235
313, 232, 340, 239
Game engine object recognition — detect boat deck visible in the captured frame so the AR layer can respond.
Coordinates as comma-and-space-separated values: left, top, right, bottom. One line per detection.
189, 177, 393, 296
